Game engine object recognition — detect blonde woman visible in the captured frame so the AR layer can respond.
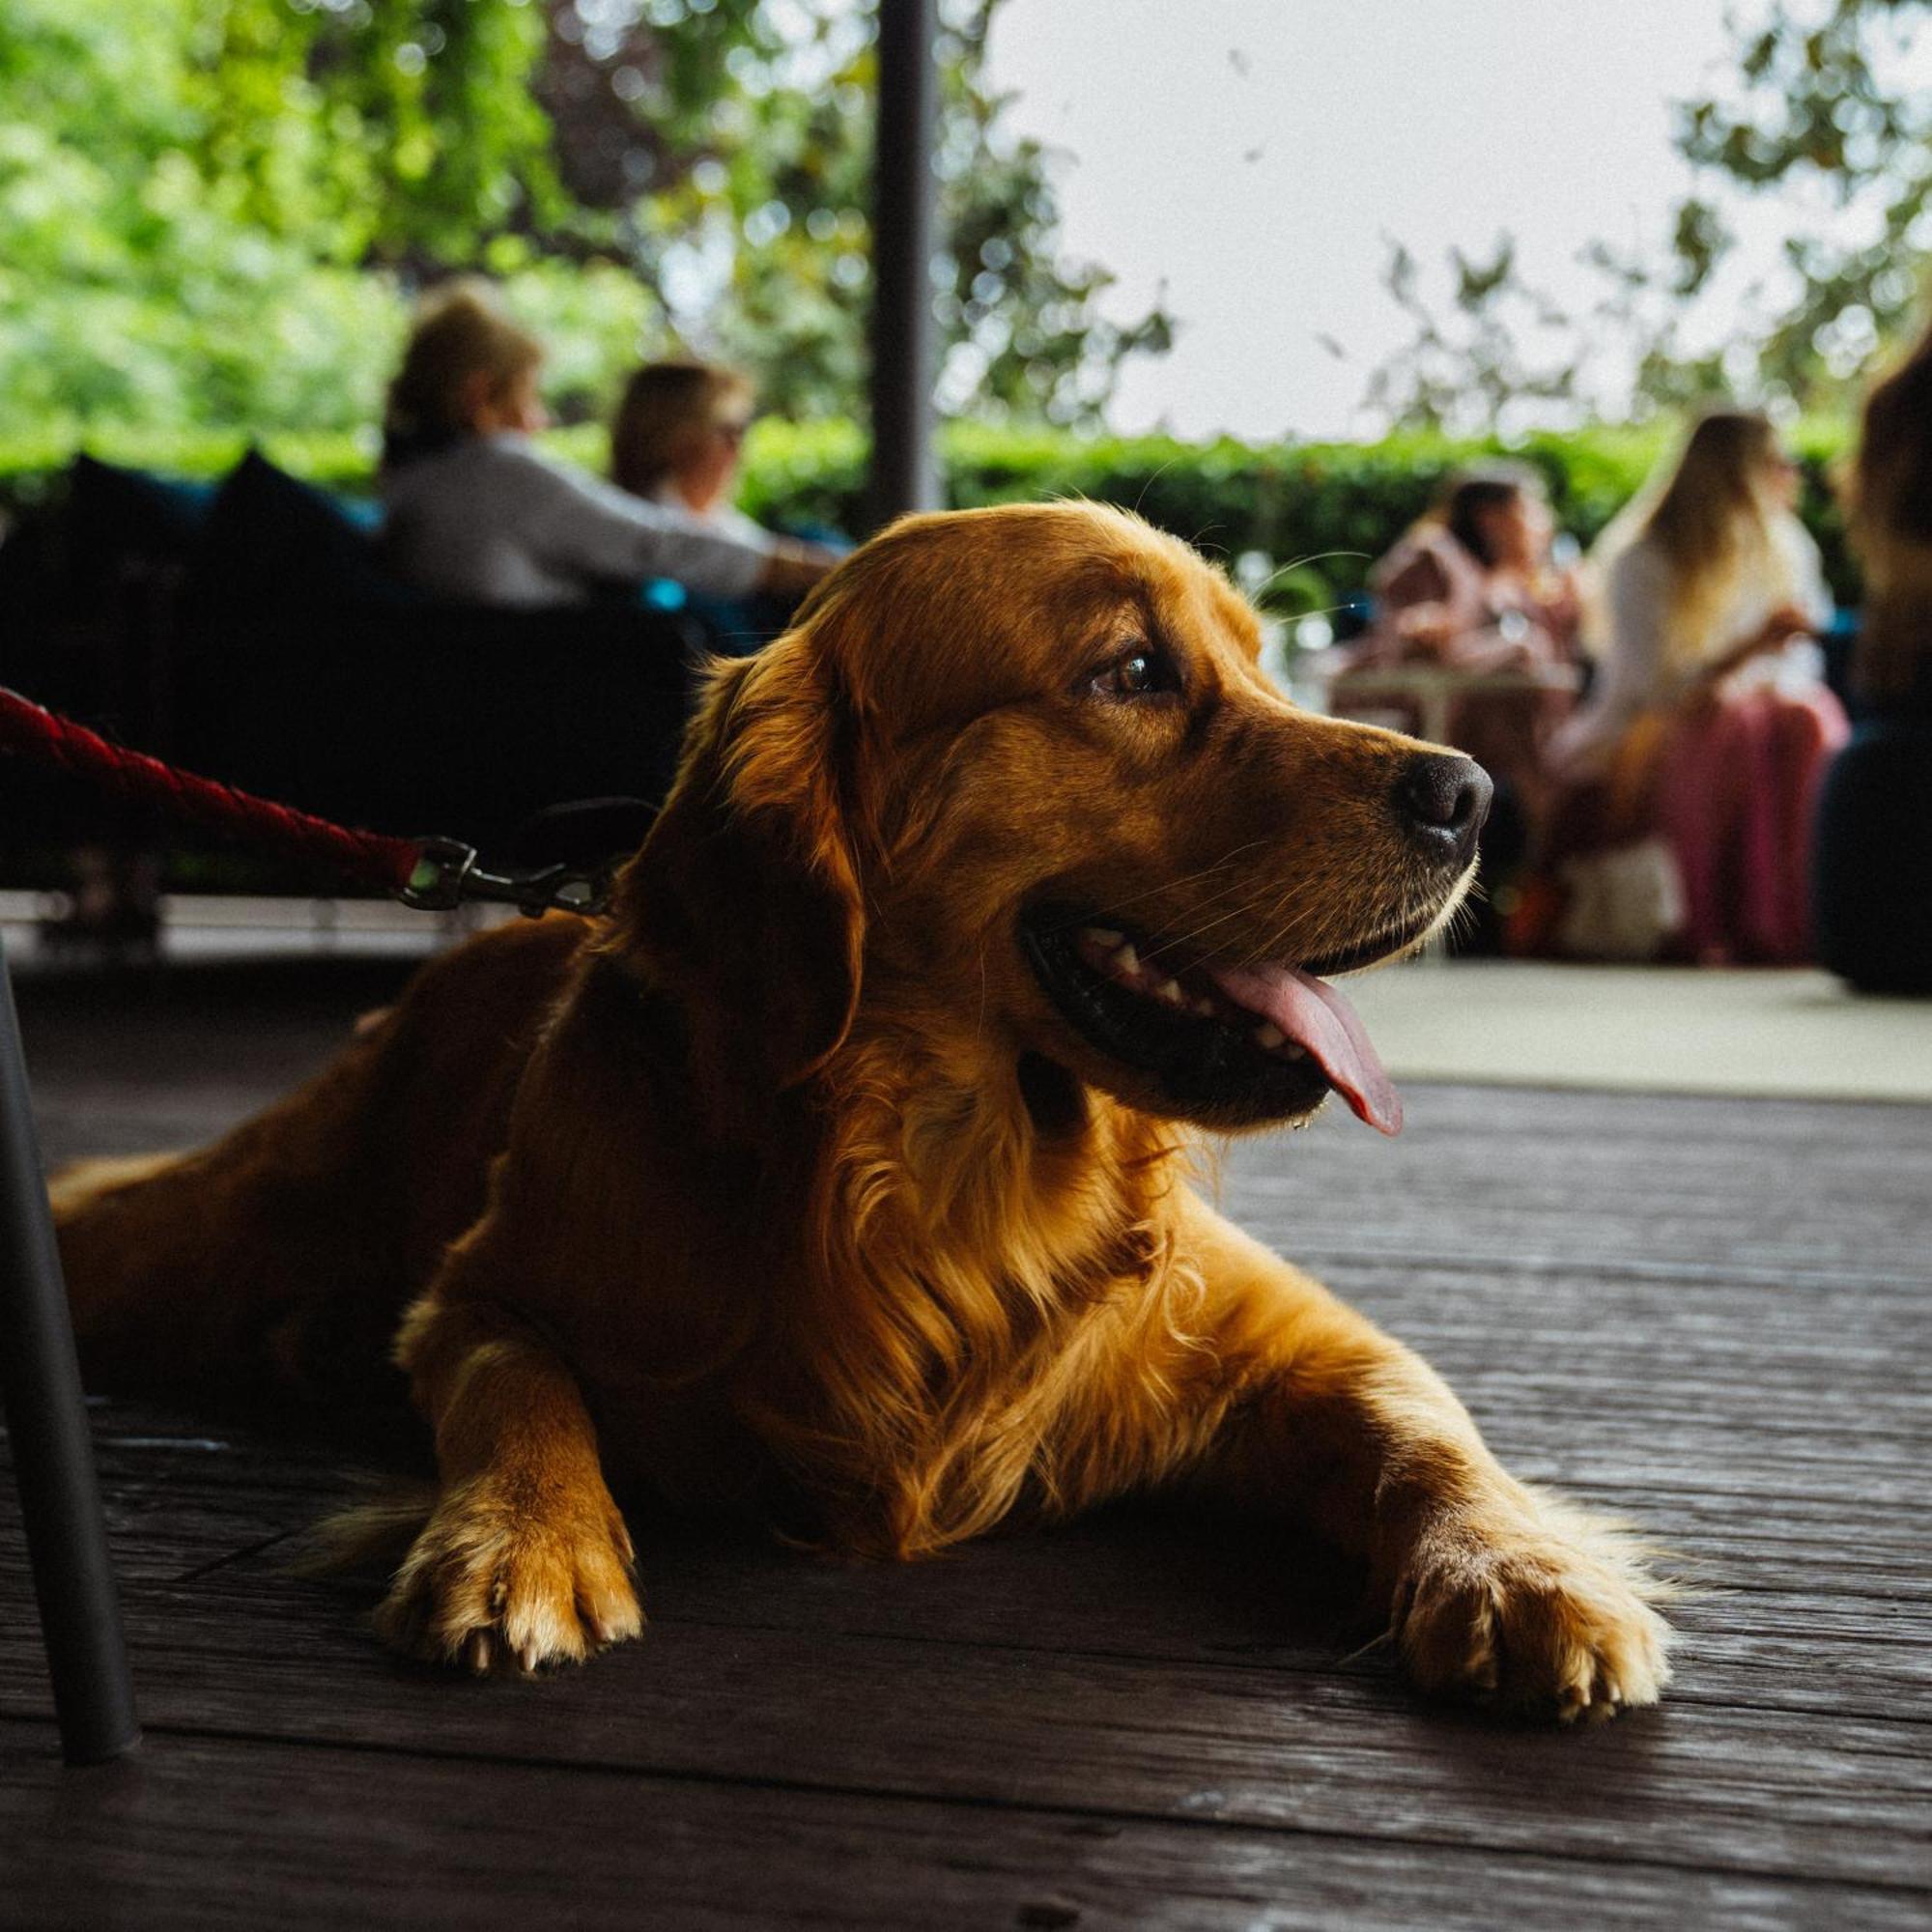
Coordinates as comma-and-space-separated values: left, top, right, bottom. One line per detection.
1542, 411, 1848, 963
378, 282, 833, 607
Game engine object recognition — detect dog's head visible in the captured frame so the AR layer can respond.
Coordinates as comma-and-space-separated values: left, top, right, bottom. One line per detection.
611, 502, 1487, 1142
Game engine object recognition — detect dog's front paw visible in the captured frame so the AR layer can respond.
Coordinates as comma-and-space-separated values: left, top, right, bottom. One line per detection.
374, 1476, 642, 1675
1389, 1492, 1672, 1722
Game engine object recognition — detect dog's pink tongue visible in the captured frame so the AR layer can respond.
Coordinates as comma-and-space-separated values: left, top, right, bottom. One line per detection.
1206, 962, 1403, 1136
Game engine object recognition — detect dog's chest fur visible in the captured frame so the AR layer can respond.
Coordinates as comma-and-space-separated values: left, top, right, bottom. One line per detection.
476, 946, 1209, 1558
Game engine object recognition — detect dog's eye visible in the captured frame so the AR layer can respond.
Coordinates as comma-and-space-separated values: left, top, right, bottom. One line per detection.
1091, 643, 1179, 701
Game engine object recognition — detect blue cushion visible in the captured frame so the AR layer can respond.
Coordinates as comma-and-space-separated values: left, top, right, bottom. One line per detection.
328, 491, 384, 534
69, 454, 218, 559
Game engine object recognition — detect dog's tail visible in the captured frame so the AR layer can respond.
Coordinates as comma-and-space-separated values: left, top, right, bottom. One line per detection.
51, 915, 584, 1399
48, 1150, 185, 1213
291, 1484, 440, 1580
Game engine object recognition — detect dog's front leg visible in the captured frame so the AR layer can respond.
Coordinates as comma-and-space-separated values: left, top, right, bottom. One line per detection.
375, 1292, 642, 1674
1179, 1195, 1671, 1721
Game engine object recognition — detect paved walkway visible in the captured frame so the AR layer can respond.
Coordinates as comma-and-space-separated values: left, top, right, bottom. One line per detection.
1346, 958, 1932, 1103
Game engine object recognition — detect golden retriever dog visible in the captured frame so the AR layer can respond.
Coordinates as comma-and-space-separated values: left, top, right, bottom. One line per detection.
52, 503, 1670, 1720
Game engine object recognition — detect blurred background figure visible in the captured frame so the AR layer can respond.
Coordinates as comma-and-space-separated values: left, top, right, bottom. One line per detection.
611, 359, 761, 534
1534, 410, 1848, 964
609, 357, 839, 647
381, 277, 552, 470
1353, 463, 1582, 679
1844, 313, 1932, 708
1328, 464, 1584, 949
380, 282, 833, 610
1813, 315, 1932, 991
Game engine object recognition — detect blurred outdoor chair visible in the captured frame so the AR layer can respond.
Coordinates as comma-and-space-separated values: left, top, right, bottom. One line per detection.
1324, 661, 1584, 748
0, 454, 715, 902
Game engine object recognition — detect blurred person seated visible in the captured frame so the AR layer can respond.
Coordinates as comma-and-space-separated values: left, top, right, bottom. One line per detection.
1348, 463, 1582, 678
379, 281, 835, 610
1812, 313, 1932, 991
1329, 465, 1584, 947
1529, 409, 1849, 965
610, 358, 841, 648
1843, 313, 1932, 710
611, 359, 766, 538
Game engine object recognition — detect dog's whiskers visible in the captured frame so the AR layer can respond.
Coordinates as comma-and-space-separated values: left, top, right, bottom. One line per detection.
1336, 1628, 1397, 1669
1139, 893, 1276, 966
1047, 838, 1277, 936
1255, 549, 1372, 592
1130, 871, 1279, 953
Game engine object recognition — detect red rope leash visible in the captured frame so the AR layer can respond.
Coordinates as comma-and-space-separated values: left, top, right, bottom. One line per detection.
0, 686, 421, 893
0, 686, 615, 916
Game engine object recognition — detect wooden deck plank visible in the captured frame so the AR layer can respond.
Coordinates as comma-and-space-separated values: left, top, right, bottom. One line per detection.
6, 1460, 1930, 1728
1, 1577, 1927, 1891
6, 1718, 1924, 1932
30, 1091, 1932, 1287
5, 1431, 1931, 1893
33, 1439, 1932, 1598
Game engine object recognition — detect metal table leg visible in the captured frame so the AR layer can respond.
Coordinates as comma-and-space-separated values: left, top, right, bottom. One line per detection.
0, 937, 139, 1764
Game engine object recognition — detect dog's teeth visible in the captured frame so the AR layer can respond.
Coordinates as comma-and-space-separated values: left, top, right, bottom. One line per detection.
1156, 979, 1185, 1006
1255, 1022, 1287, 1050
1191, 995, 1217, 1017
1113, 942, 1140, 975
1087, 926, 1123, 948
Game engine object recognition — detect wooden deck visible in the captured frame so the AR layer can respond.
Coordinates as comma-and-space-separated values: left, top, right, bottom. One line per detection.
3, 955, 1929, 1928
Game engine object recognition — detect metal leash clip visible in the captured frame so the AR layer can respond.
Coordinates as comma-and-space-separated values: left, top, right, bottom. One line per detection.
399, 836, 612, 919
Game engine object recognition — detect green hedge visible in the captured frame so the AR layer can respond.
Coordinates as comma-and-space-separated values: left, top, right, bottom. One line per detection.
733, 417, 1858, 613
0, 416, 1858, 616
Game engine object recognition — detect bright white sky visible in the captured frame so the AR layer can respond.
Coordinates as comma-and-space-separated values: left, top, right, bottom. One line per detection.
980, 0, 1850, 439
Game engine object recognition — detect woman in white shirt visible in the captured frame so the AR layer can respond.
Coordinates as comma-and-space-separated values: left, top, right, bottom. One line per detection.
1541, 411, 1849, 963
378, 283, 834, 609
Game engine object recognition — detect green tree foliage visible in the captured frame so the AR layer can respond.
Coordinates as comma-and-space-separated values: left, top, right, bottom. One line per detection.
0, 0, 1171, 442
1362, 239, 1581, 437
1667, 0, 1931, 407
1364, 0, 1932, 429
182, 0, 562, 265
0, 0, 651, 440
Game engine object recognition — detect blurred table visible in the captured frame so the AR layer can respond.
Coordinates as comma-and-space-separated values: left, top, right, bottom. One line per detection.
1325, 661, 1583, 747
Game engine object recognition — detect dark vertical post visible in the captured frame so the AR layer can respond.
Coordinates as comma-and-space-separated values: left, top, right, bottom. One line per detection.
866, 0, 942, 527
0, 940, 138, 1765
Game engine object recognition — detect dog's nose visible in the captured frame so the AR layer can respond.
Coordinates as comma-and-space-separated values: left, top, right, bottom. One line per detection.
1394, 753, 1492, 863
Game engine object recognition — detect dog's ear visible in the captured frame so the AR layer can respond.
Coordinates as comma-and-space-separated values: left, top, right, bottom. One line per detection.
607, 641, 865, 1140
